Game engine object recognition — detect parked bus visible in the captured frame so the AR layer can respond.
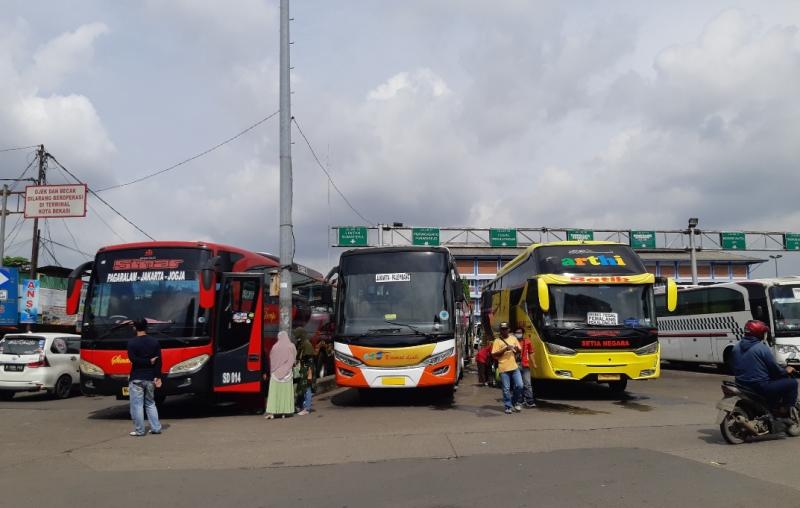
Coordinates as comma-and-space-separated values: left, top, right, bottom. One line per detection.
655, 278, 800, 369
330, 247, 469, 396
66, 241, 332, 403
481, 241, 677, 392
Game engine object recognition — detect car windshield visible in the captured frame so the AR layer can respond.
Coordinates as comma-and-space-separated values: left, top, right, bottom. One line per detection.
0, 337, 42, 355
540, 285, 655, 328
84, 247, 211, 340
770, 285, 800, 332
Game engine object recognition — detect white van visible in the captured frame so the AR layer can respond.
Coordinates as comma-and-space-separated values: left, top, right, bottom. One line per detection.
0, 333, 81, 400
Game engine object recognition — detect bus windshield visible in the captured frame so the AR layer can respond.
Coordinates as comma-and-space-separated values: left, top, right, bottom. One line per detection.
541, 285, 654, 328
338, 251, 451, 337
84, 247, 211, 340
770, 285, 800, 333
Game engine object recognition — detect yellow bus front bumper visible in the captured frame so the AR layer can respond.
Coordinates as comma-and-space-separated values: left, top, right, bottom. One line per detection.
539, 351, 660, 381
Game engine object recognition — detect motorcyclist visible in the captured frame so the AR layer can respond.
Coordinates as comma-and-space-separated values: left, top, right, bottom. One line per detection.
731, 320, 798, 414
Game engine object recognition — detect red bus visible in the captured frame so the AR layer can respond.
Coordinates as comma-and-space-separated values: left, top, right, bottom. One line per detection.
66, 241, 332, 403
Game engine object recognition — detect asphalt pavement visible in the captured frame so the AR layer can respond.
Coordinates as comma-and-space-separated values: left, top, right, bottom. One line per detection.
1, 365, 798, 507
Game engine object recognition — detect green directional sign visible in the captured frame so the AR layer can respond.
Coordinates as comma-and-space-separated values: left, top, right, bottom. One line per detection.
489, 228, 517, 247
629, 230, 656, 249
567, 229, 594, 241
785, 233, 800, 251
720, 231, 746, 250
338, 226, 367, 246
412, 227, 440, 246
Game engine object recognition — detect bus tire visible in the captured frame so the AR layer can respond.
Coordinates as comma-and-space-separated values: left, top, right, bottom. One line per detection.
0, 391, 14, 401
155, 393, 167, 405
436, 385, 455, 402
607, 379, 628, 394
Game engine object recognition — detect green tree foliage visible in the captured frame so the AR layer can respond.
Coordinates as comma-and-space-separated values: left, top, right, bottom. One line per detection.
2, 256, 29, 268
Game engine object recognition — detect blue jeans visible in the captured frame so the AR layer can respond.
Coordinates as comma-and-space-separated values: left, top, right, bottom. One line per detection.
302, 387, 312, 411
754, 378, 798, 408
500, 369, 523, 409
129, 380, 161, 435
520, 367, 535, 404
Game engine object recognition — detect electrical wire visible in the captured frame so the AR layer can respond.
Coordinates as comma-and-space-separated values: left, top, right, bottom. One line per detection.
61, 219, 83, 255
96, 110, 281, 192
47, 154, 156, 241
88, 203, 128, 243
42, 238, 92, 259
292, 117, 375, 226
0, 145, 38, 153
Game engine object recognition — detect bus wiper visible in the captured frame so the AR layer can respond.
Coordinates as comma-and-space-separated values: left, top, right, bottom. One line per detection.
385, 320, 436, 340
355, 327, 401, 339
94, 320, 134, 340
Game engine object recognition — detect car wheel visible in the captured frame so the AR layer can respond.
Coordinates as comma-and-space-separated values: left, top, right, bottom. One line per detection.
53, 374, 73, 399
0, 391, 14, 401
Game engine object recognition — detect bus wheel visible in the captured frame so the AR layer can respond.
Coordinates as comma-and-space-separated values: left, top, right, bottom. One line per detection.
0, 391, 14, 401
155, 393, 167, 405
607, 379, 628, 394
719, 349, 734, 374
435, 385, 455, 403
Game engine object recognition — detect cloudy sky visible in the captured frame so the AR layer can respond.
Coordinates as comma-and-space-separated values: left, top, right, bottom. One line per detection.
1, 0, 799, 275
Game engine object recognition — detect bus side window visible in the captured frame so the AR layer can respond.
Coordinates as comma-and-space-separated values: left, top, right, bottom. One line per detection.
744, 284, 769, 322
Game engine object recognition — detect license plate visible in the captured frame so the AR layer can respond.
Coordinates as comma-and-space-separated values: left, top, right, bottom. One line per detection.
121, 386, 129, 396
597, 374, 620, 381
3, 364, 23, 372
381, 377, 406, 386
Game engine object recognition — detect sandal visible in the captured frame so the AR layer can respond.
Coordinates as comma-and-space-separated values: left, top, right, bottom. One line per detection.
264, 413, 275, 420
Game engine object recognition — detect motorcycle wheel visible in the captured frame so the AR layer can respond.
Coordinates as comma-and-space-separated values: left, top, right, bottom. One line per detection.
720, 406, 749, 445
786, 405, 800, 437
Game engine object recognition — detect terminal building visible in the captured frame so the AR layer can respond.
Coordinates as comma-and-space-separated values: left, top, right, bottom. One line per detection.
450, 247, 767, 315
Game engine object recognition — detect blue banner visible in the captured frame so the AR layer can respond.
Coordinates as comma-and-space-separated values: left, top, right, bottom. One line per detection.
20, 278, 40, 324
0, 267, 19, 325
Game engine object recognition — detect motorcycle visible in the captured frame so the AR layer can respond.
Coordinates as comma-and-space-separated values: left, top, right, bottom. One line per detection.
717, 376, 800, 444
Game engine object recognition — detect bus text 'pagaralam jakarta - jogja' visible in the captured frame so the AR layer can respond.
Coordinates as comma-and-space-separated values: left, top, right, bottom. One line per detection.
481, 241, 677, 392
330, 247, 470, 394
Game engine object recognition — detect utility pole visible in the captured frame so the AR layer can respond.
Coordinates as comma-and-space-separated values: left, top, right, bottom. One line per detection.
30, 145, 46, 279
278, 0, 294, 335
0, 184, 8, 266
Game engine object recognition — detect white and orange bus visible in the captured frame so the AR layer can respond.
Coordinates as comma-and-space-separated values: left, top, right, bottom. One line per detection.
330, 247, 469, 397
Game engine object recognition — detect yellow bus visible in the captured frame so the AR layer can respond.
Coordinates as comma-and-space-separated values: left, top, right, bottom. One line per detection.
480, 241, 676, 392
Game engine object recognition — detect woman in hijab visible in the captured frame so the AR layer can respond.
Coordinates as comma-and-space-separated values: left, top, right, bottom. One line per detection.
265, 331, 296, 419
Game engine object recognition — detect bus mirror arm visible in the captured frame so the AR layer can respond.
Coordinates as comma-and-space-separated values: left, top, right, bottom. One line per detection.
324, 266, 339, 283
199, 256, 221, 310
537, 278, 550, 313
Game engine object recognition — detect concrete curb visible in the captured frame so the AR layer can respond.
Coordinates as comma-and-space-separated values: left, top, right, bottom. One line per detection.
315, 375, 338, 395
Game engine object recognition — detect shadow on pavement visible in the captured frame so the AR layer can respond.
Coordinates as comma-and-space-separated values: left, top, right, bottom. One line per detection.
88, 394, 264, 420
330, 387, 455, 408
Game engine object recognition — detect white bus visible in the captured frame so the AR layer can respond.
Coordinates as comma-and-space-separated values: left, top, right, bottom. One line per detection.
655, 278, 800, 369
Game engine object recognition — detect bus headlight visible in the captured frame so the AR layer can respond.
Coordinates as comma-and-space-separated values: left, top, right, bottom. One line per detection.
79, 359, 104, 377
544, 342, 576, 356
423, 348, 454, 366
334, 350, 363, 367
168, 354, 210, 376
635, 342, 659, 356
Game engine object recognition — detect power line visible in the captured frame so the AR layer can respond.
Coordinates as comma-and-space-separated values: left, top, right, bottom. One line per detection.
96, 110, 281, 192
42, 238, 92, 258
88, 203, 128, 243
292, 117, 375, 226
0, 144, 38, 153
61, 218, 83, 256
47, 154, 156, 241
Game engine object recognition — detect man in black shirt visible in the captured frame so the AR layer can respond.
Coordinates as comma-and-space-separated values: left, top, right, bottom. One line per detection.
127, 318, 163, 436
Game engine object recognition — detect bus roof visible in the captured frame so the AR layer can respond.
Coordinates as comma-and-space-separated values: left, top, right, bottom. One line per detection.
340, 246, 451, 258
496, 240, 626, 278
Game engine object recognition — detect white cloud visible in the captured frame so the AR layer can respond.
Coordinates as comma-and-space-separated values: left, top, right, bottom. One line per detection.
367, 69, 451, 101
28, 22, 108, 92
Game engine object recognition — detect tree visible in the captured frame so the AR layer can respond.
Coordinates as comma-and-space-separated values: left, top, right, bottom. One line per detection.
2, 256, 30, 269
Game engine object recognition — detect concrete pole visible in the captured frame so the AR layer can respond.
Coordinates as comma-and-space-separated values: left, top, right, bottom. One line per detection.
0, 184, 7, 266
688, 227, 698, 284
278, 0, 294, 335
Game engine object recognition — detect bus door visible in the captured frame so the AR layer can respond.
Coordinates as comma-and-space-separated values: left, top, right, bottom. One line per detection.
213, 273, 265, 393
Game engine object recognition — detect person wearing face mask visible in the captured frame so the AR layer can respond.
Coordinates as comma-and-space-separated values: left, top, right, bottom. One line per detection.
515, 327, 537, 407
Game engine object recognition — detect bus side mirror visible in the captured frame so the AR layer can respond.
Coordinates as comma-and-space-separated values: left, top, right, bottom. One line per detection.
66, 261, 93, 315
537, 278, 550, 313
199, 256, 221, 310
666, 277, 677, 312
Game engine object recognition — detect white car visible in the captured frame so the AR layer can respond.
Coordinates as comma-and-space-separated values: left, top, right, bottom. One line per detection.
0, 333, 81, 400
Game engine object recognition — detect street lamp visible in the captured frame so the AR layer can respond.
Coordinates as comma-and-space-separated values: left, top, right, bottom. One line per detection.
687, 218, 699, 284
769, 254, 783, 278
